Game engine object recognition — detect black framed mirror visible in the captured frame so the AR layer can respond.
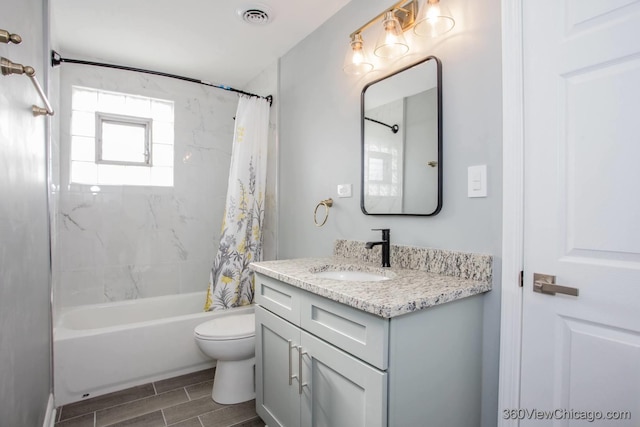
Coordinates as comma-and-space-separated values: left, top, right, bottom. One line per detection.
361, 56, 442, 216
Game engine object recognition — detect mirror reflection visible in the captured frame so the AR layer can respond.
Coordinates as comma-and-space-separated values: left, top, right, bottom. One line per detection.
361, 56, 442, 216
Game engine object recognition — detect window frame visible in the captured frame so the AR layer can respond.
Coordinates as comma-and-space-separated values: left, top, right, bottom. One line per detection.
95, 112, 153, 167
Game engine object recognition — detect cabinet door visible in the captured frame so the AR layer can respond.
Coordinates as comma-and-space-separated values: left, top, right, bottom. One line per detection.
256, 306, 301, 427
300, 330, 387, 427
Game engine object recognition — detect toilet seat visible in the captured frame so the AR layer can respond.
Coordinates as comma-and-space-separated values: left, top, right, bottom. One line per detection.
194, 313, 255, 340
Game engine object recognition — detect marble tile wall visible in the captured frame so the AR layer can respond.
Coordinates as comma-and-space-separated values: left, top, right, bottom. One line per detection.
53, 63, 240, 308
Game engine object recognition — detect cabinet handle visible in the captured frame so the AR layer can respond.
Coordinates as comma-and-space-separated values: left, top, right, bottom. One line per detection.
298, 348, 308, 395
288, 340, 298, 386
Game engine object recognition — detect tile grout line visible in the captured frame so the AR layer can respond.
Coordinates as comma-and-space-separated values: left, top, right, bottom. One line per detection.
160, 408, 168, 426
197, 415, 204, 427
184, 386, 192, 401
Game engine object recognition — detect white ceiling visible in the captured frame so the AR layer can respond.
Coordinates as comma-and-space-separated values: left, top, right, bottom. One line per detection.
51, 0, 351, 89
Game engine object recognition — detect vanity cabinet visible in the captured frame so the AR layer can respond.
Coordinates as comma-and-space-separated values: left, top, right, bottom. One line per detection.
257, 307, 387, 427
255, 272, 484, 427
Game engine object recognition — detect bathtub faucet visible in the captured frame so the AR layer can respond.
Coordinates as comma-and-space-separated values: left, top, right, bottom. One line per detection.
365, 228, 390, 268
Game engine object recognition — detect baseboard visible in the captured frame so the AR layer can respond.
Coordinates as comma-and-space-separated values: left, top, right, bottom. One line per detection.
42, 393, 56, 427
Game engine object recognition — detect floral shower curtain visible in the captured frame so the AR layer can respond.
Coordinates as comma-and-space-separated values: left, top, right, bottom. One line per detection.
204, 96, 270, 311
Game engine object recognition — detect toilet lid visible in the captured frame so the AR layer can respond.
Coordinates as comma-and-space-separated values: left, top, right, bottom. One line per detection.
195, 313, 255, 340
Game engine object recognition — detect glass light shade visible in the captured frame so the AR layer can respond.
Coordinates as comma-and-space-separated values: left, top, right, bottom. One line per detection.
374, 11, 409, 59
413, 0, 455, 37
343, 33, 374, 75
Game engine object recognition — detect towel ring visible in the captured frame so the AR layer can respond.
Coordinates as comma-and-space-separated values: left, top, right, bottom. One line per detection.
313, 198, 333, 227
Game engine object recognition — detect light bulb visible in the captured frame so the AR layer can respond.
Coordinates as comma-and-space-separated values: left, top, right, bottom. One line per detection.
343, 33, 374, 75
427, 3, 441, 21
374, 11, 409, 59
414, 0, 455, 38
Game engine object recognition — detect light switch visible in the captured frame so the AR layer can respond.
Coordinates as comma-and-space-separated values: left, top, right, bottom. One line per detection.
468, 165, 487, 198
337, 184, 352, 198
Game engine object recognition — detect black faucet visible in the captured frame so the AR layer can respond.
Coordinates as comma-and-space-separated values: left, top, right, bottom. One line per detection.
365, 228, 391, 268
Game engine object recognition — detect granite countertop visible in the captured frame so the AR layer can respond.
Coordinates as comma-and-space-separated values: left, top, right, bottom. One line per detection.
249, 256, 492, 318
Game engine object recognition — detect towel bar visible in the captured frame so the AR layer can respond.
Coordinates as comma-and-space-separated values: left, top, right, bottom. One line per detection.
1, 57, 54, 116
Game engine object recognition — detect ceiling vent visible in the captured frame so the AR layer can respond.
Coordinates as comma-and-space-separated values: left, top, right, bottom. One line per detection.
238, 7, 271, 25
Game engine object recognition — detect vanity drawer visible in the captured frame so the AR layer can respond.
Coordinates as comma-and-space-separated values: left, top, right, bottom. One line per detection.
301, 294, 389, 370
255, 273, 301, 326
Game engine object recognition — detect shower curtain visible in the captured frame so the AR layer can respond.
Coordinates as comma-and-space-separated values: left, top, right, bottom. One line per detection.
204, 96, 270, 311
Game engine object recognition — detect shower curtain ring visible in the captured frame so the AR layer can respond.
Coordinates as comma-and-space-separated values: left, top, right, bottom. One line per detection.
313, 199, 333, 227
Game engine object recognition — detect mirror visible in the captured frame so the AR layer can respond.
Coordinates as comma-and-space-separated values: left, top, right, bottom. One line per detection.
361, 56, 442, 216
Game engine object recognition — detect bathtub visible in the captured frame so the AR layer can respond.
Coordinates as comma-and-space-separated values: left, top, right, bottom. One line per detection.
54, 292, 253, 406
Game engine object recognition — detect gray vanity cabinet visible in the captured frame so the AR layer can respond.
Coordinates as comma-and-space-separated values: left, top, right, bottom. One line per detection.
255, 272, 484, 427
257, 307, 387, 427
255, 274, 386, 427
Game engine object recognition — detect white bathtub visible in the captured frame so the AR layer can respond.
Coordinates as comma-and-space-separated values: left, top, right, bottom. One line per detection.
54, 292, 253, 406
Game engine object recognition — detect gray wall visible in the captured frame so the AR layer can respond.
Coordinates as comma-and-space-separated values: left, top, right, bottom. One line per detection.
0, 0, 53, 424
277, 0, 502, 426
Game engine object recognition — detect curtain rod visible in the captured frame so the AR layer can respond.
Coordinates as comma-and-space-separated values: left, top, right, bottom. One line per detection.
364, 116, 399, 133
51, 50, 272, 106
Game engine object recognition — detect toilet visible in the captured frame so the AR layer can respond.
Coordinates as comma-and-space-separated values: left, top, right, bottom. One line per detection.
194, 308, 256, 404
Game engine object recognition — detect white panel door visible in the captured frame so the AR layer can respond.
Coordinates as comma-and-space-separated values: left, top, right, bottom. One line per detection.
521, 0, 640, 425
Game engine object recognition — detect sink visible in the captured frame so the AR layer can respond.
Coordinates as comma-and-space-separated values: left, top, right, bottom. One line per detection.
312, 270, 391, 282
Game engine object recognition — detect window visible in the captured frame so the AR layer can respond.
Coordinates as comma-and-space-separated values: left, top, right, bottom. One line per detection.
70, 87, 174, 186
96, 113, 151, 165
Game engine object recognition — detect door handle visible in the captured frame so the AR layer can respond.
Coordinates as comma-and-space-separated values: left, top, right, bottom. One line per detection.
533, 273, 579, 297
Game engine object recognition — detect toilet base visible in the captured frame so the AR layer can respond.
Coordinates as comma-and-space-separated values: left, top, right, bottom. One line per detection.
212, 357, 256, 404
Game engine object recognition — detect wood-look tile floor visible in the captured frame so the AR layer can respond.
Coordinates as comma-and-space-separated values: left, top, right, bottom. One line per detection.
54, 368, 266, 427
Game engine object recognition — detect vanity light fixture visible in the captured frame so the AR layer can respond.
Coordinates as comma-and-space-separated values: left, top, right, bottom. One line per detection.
343, 0, 455, 75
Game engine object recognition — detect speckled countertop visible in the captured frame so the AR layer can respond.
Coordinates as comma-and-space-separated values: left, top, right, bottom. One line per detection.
249, 253, 492, 318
